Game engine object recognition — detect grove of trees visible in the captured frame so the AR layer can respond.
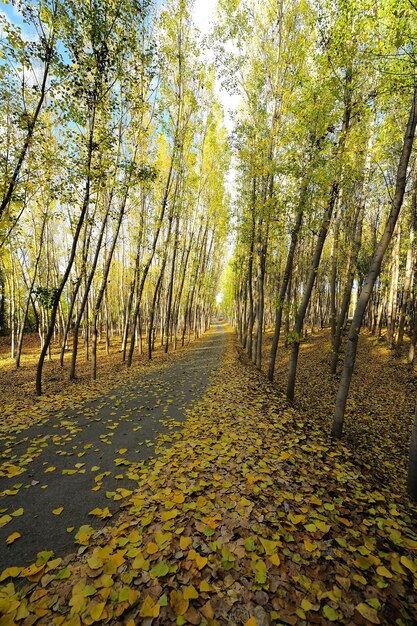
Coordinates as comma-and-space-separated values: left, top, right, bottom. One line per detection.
0, 0, 229, 393
219, 0, 417, 494
2, 0, 417, 497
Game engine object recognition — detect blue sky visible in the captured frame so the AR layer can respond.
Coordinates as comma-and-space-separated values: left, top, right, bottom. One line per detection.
0, 0, 239, 150
1, 1, 36, 39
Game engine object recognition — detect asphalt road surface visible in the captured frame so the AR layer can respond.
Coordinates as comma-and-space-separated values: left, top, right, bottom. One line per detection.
0, 322, 226, 569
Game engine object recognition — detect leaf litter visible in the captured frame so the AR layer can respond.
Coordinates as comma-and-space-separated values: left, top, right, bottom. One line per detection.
260, 327, 416, 494
1, 328, 417, 624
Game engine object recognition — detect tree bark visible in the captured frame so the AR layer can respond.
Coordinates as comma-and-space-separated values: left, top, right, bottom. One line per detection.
330, 133, 372, 373
397, 167, 417, 346
407, 395, 417, 500
386, 223, 401, 346
268, 184, 306, 381
0, 22, 56, 222
16, 212, 48, 367
286, 72, 354, 400
164, 215, 179, 353
36, 105, 97, 395
286, 180, 339, 401
332, 85, 417, 437
246, 187, 256, 357
69, 187, 112, 379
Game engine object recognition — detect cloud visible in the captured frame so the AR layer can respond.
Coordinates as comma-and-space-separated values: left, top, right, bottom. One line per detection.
192, 0, 240, 134
192, 0, 217, 35
0, 4, 37, 42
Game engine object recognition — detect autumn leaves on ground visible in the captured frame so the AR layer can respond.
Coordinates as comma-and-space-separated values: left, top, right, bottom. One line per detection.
2, 0, 417, 623
1, 325, 417, 626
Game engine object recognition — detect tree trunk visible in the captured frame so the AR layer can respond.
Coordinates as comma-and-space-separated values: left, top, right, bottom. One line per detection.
386, 223, 401, 346
268, 189, 305, 381
121, 199, 144, 361
91, 183, 129, 380
286, 73, 353, 401
36, 105, 97, 395
397, 168, 417, 345
16, 212, 48, 368
255, 231, 267, 369
330, 139, 371, 373
329, 193, 342, 357
286, 180, 340, 401
407, 396, 417, 500
69, 188, 112, 379
246, 191, 256, 357
164, 215, 179, 353
332, 85, 417, 437
0, 29, 55, 221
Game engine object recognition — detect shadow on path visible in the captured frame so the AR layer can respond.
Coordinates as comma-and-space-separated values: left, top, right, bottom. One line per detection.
0, 322, 226, 569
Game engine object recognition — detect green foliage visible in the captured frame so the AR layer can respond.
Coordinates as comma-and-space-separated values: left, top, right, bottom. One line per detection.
286, 330, 303, 345
33, 286, 60, 309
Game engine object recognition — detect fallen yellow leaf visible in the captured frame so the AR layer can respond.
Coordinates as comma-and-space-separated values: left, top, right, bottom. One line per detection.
170, 589, 189, 616
139, 595, 160, 618
146, 542, 158, 554
52, 507, 64, 515
356, 602, 380, 624
180, 536, 192, 550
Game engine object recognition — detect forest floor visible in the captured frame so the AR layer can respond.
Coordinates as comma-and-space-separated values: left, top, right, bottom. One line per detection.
0, 323, 226, 569
0, 330, 207, 435
1, 325, 417, 625
259, 328, 416, 494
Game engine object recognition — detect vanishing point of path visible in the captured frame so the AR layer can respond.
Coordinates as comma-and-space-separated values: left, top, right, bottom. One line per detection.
0, 323, 226, 569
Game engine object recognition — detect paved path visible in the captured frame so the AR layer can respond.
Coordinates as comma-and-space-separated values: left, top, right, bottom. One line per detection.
0, 323, 226, 569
